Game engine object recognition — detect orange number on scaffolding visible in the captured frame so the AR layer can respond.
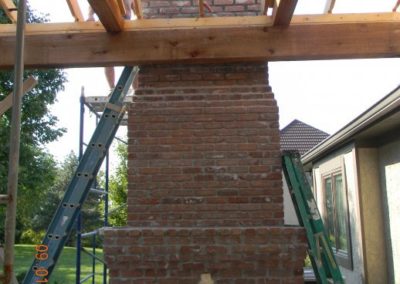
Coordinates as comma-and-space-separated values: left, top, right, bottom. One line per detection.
35, 268, 48, 277
35, 253, 48, 260
35, 278, 49, 283
35, 244, 48, 252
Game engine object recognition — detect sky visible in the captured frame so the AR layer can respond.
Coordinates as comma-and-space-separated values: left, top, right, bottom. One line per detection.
25, 0, 400, 164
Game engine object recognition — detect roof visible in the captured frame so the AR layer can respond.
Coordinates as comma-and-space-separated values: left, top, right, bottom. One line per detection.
280, 119, 329, 156
302, 85, 400, 165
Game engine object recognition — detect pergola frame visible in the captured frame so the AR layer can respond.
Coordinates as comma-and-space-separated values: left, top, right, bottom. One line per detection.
1, 0, 400, 283
0, 0, 399, 69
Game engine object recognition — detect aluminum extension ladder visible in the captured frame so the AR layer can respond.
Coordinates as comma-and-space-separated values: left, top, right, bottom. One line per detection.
282, 151, 344, 284
23, 66, 139, 284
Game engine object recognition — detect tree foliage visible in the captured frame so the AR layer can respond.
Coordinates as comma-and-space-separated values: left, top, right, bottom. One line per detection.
0, 4, 67, 243
107, 143, 128, 226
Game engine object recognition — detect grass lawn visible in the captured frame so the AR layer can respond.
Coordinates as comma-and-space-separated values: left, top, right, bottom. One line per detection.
15, 244, 105, 284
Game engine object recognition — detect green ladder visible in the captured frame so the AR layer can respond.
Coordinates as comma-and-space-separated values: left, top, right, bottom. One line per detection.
282, 151, 344, 284
23, 66, 139, 284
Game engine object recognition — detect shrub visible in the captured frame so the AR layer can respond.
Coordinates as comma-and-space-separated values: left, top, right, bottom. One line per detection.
20, 229, 45, 244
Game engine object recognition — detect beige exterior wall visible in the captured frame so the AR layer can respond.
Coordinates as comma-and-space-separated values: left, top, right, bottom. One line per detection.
378, 140, 400, 284
283, 176, 299, 225
357, 148, 388, 284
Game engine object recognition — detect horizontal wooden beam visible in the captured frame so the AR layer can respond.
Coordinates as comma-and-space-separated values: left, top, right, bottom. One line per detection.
0, 13, 399, 69
0, 0, 17, 23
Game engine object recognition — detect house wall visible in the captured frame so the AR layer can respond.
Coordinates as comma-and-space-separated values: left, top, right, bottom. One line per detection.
283, 176, 299, 225
378, 139, 400, 284
312, 146, 365, 283
356, 148, 388, 284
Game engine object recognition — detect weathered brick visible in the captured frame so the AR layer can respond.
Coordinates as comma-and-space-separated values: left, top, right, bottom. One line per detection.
104, 1, 307, 281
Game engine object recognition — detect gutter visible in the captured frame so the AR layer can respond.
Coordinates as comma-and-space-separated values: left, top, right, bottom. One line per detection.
302, 85, 400, 165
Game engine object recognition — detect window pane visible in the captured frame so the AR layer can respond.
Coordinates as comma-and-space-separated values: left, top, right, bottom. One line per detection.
324, 177, 336, 248
334, 174, 348, 252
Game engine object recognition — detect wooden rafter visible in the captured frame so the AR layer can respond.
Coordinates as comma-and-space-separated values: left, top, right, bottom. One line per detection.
272, 0, 298, 27
261, 0, 274, 15
66, 0, 84, 22
0, 0, 17, 23
324, 0, 336, 14
88, 0, 125, 32
133, 0, 143, 19
0, 13, 399, 69
199, 0, 205, 17
116, 0, 127, 16
0, 76, 38, 116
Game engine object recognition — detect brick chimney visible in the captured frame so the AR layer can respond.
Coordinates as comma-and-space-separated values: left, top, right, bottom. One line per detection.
104, 1, 307, 283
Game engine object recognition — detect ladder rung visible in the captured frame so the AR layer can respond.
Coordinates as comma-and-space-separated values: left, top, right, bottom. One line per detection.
0, 194, 8, 205
81, 248, 106, 264
79, 273, 94, 284
81, 230, 99, 238
89, 188, 108, 195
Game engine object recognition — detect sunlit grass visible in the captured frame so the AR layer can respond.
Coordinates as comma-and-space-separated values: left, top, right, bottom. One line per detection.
15, 244, 105, 284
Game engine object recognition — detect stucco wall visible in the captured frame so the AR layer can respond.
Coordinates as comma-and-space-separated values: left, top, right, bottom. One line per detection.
378, 140, 400, 284
357, 148, 388, 284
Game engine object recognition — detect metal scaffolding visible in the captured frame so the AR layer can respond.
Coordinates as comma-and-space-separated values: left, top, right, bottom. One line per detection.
75, 88, 130, 284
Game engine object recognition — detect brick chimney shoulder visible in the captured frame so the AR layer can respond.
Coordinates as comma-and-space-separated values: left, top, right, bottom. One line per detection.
103, 1, 307, 283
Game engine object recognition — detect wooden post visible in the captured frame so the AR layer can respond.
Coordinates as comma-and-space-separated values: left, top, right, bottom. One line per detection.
3, 0, 27, 282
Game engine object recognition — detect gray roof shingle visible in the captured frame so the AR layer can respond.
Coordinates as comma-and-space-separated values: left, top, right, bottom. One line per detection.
280, 119, 329, 155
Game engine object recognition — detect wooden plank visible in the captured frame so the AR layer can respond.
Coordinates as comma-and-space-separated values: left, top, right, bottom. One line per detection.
199, 0, 205, 17
272, 0, 298, 27
0, 13, 399, 68
0, 77, 38, 116
88, 0, 125, 32
0, 0, 17, 23
66, 0, 84, 22
133, 0, 143, 19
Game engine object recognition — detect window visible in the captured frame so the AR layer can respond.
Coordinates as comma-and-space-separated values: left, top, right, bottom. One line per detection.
323, 171, 352, 269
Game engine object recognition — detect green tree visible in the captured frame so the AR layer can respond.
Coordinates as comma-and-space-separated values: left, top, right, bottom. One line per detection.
107, 143, 128, 226
31, 152, 78, 233
0, 4, 67, 243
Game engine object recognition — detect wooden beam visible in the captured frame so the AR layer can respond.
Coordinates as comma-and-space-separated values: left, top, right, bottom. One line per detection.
66, 0, 84, 22
0, 77, 38, 116
0, 13, 400, 68
133, 0, 143, 19
272, 0, 298, 27
88, 0, 125, 32
0, 0, 17, 23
